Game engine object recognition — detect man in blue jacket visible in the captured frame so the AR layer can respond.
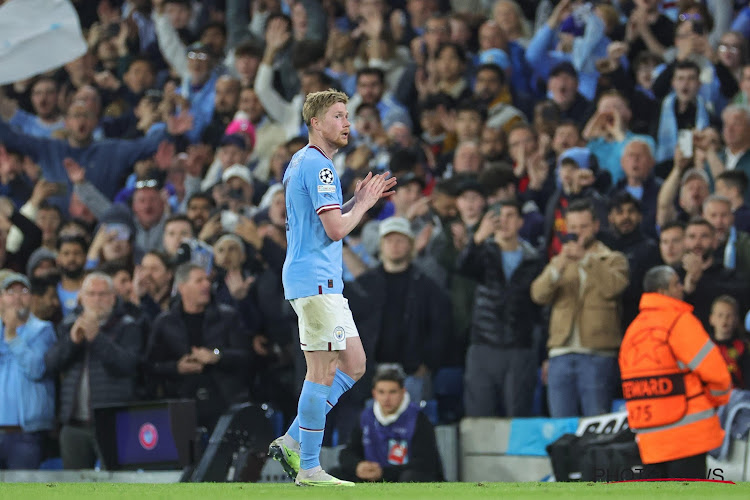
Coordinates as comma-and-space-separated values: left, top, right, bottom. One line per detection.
0, 93, 192, 214
0, 273, 56, 470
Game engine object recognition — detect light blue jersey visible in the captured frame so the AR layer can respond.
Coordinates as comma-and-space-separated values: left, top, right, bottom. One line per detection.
282, 144, 344, 300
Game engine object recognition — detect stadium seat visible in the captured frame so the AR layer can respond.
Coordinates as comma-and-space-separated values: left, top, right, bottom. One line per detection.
433, 367, 464, 424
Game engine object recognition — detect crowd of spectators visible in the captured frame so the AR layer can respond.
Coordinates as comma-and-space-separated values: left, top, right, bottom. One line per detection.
3, 0, 750, 471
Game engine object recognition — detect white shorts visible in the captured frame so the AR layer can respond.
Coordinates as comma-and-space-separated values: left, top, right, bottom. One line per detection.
290, 294, 359, 351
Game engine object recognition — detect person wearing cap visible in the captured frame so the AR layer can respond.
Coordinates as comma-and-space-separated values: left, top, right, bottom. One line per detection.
0, 273, 56, 470
220, 164, 257, 218
526, 0, 609, 102
332, 366, 443, 483
541, 147, 608, 259
459, 200, 543, 417
475, 19, 536, 114
361, 173, 426, 259
200, 133, 251, 191
27, 247, 58, 279
656, 148, 710, 227
45, 272, 143, 469
347, 217, 449, 406
472, 63, 526, 134
678, 217, 750, 330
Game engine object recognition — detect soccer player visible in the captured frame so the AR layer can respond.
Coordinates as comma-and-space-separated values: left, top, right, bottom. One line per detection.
268, 89, 396, 487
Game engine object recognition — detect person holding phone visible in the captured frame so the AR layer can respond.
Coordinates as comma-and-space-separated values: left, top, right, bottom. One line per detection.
653, 60, 712, 164
531, 199, 629, 418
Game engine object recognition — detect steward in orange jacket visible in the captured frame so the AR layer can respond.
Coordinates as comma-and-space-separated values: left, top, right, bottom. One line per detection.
619, 266, 732, 476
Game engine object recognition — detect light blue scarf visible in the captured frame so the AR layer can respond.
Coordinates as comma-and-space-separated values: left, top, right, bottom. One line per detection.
655, 92, 710, 163
725, 226, 738, 270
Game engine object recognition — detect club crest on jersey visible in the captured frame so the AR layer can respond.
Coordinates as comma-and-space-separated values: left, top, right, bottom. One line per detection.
333, 326, 345, 342
319, 168, 335, 184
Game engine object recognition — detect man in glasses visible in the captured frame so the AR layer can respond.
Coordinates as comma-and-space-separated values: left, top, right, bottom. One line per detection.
132, 176, 168, 253
0, 273, 57, 470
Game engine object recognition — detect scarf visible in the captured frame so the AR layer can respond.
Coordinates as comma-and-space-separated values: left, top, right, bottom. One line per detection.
725, 226, 738, 270
655, 92, 710, 163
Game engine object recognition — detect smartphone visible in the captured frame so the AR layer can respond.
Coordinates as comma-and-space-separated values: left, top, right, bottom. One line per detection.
221, 210, 240, 232
561, 233, 579, 244
678, 129, 693, 159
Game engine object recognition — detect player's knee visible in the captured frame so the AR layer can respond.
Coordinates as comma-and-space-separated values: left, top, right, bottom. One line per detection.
350, 353, 366, 381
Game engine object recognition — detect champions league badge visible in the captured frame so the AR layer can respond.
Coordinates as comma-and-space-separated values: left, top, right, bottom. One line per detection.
139, 423, 159, 450
319, 168, 335, 184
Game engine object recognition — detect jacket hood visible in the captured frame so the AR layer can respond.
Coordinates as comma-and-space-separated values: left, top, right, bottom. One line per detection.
639, 292, 694, 313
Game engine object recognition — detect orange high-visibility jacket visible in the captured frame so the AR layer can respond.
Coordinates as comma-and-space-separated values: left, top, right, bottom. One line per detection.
619, 293, 732, 464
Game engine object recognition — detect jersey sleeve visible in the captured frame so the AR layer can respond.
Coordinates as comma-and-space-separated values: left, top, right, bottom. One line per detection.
305, 158, 342, 215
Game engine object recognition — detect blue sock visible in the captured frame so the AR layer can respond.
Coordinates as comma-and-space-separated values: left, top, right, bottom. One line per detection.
297, 380, 331, 470
288, 369, 355, 443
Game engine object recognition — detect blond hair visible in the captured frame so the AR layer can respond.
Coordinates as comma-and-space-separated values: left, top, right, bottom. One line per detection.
302, 89, 348, 126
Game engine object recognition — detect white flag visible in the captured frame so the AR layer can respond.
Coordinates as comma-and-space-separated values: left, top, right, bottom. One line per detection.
0, 0, 87, 85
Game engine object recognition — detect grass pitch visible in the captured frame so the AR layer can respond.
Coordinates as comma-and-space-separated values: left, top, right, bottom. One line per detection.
0, 482, 749, 500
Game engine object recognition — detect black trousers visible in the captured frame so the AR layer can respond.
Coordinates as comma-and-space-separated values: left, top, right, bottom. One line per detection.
641, 452, 707, 480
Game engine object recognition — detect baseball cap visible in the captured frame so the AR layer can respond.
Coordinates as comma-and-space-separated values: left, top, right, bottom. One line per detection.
560, 16, 585, 37
478, 48, 510, 71
26, 248, 57, 277
219, 133, 248, 150
222, 164, 252, 184
558, 147, 592, 170
225, 112, 256, 151
549, 61, 578, 79
397, 172, 426, 190
379, 217, 414, 240
2, 273, 30, 291
455, 176, 485, 197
